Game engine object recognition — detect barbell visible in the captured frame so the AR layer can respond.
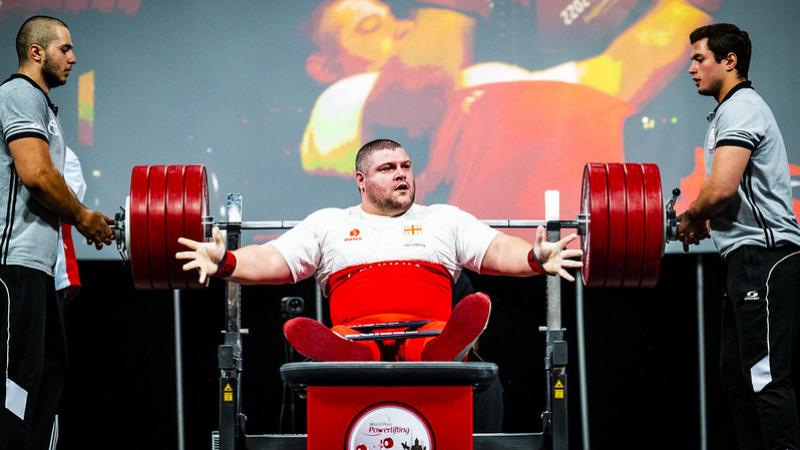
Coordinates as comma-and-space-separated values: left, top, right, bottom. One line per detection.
113, 162, 680, 290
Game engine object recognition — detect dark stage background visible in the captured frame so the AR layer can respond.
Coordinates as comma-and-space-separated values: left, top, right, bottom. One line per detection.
55, 254, 794, 450
0, 1, 799, 449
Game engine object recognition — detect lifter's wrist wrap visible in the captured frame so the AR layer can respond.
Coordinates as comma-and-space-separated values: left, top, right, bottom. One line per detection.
215, 250, 237, 278
527, 248, 545, 274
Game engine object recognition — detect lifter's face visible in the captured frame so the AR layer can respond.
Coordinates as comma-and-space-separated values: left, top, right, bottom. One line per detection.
357, 147, 415, 216
40, 26, 76, 89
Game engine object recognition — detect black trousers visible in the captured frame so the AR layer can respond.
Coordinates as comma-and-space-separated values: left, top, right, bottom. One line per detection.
0, 265, 65, 450
723, 245, 800, 450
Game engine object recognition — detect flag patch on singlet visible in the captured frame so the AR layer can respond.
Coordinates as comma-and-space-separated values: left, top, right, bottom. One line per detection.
403, 225, 423, 235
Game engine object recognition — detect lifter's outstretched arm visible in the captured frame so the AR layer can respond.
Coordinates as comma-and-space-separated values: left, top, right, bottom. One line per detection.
480, 226, 582, 281
177, 226, 294, 286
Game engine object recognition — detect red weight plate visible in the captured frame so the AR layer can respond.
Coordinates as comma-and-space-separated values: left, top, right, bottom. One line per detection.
580, 163, 609, 287
165, 165, 188, 290
129, 166, 151, 289
604, 163, 627, 288
147, 165, 170, 289
641, 163, 664, 287
621, 164, 645, 288
183, 165, 209, 289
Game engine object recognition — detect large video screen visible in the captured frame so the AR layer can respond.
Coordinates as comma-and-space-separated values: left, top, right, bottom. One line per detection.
1, 0, 798, 259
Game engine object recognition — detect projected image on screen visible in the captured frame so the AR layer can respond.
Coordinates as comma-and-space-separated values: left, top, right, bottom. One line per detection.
0, 0, 141, 20
300, 0, 714, 220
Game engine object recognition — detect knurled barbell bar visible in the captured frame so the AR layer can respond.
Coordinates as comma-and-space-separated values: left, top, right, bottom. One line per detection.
112, 163, 680, 290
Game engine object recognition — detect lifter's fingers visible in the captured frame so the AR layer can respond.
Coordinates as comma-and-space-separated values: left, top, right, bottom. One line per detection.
175, 250, 197, 261
177, 237, 200, 250
534, 226, 545, 246
560, 259, 583, 269
558, 269, 576, 282
558, 233, 578, 247
182, 260, 202, 272
562, 249, 583, 260
212, 227, 224, 245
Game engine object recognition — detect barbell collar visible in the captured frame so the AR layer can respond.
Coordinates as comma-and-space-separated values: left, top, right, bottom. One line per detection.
664, 188, 681, 241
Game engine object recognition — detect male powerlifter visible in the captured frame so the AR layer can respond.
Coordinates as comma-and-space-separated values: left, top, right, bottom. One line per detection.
177, 139, 581, 361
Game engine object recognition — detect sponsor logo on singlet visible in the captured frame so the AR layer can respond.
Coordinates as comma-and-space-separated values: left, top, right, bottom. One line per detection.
345, 228, 362, 242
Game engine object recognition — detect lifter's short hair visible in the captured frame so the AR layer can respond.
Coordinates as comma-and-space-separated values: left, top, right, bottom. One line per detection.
355, 139, 403, 173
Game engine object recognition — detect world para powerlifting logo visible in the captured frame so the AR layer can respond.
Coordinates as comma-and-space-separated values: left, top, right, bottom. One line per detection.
346, 402, 434, 450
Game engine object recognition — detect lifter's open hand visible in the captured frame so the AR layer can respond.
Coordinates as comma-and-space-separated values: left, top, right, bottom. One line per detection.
532, 226, 583, 282
176, 226, 227, 285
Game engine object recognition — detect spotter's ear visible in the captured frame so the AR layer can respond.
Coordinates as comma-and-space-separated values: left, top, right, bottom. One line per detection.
723, 52, 739, 73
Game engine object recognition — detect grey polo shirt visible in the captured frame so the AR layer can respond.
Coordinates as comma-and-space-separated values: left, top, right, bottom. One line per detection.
0, 74, 66, 275
704, 81, 800, 258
